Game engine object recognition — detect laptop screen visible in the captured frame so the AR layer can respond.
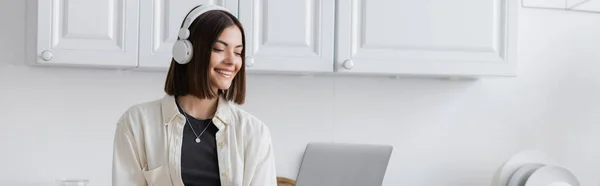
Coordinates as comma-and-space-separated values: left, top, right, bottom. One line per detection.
294, 142, 393, 186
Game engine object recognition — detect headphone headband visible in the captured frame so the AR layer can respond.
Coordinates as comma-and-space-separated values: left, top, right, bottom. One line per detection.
178, 4, 230, 39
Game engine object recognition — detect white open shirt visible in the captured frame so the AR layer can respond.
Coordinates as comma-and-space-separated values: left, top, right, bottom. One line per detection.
112, 95, 277, 186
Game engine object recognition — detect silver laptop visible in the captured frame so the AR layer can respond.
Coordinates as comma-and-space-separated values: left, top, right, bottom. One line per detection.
295, 142, 393, 186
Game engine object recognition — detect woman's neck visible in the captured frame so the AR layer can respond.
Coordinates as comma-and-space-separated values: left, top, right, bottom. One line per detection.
177, 95, 218, 119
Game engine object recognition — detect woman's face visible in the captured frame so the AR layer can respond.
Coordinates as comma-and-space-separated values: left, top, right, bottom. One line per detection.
208, 25, 243, 93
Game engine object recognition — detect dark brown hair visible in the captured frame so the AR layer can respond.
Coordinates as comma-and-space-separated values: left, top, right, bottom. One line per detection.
164, 6, 246, 104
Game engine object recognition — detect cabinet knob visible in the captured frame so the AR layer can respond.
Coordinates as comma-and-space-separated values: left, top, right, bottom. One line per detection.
245, 56, 255, 67
41, 50, 53, 61
342, 59, 354, 70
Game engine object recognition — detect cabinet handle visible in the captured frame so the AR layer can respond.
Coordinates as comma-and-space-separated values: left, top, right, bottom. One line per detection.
41, 50, 53, 61
245, 56, 255, 67
343, 59, 353, 70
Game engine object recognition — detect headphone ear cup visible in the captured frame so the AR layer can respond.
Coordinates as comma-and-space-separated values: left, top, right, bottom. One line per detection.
172, 39, 193, 64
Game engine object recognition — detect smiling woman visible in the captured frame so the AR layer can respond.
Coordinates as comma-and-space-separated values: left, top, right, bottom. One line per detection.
165, 5, 246, 105
111, 4, 277, 186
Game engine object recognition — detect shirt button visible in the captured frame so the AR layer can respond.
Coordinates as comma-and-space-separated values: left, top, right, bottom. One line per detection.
218, 141, 225, 147
222, 171, 228, 177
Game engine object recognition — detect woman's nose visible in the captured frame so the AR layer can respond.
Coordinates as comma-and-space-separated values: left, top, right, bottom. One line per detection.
223, 52, 236, 64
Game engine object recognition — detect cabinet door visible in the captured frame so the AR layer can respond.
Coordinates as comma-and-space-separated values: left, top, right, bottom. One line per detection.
336, 0, 518, 77
138, 0, 238, 70
239, 0, 335, 73
31, 0, 139, 68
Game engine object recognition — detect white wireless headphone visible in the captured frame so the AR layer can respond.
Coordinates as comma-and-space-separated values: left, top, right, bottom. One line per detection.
172, 4, 231, 64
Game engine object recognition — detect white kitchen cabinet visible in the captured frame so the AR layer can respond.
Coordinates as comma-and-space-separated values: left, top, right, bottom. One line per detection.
26, 0, 519, 78
239, 0, 335, 73
137, 0, 238, 70
26, 0, 140, 68
335, 0, 518, 77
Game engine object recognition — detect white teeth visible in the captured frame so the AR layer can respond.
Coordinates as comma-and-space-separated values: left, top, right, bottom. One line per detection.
216, 70, 233, 77
217, 70, 232, 75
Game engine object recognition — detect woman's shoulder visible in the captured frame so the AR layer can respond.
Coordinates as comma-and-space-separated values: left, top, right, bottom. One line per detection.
226, 103, 271, 136
117, 97, 164, 126
227, 104, 264, 125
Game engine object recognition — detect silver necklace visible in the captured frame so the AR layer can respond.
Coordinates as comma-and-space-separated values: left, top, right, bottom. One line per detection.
182, 112, 212, 143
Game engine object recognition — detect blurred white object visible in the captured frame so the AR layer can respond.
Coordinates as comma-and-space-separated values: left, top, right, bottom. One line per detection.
492, 150, 579, 186
57, 179, 89, 186
525, 165, 579, 186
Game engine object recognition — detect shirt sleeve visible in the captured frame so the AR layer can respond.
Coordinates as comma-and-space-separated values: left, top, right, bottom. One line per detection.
112, 121, 146, 186
244, 123, 278, 186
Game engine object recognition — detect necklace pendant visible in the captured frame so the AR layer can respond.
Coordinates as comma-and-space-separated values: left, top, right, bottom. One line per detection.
195, 138, 201, 143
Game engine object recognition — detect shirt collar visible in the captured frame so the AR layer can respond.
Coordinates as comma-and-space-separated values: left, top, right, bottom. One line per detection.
161, 95, 233, 127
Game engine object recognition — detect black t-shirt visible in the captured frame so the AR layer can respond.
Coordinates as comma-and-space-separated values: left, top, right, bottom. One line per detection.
176, 101, 221, 186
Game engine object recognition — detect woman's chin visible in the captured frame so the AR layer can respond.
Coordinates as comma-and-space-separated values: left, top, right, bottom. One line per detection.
212, 84, 232, 92
211, 75, 235, 89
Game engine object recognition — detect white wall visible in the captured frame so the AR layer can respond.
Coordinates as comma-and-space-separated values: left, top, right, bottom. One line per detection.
2, 1, 600, 186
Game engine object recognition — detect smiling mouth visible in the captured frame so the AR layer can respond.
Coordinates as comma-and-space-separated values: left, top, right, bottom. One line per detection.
215, 69, 233, 78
